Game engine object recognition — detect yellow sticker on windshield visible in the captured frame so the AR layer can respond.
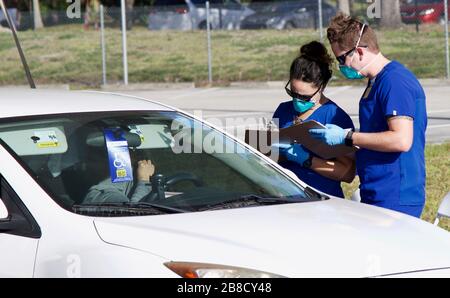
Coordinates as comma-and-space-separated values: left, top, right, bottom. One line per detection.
33, 131, 59, 148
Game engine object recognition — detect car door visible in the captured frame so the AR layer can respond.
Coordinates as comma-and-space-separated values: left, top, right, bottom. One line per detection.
220, 0, 248, 29
191, 0, 242, 29
148, 0, 192, 30
0, 172, 40, 277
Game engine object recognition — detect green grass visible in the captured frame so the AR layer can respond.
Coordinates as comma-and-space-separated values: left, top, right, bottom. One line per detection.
342, 143, 450, 231
0, 24, 449, 87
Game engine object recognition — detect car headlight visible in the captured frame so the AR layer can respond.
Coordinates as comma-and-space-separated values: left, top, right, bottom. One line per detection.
164, 261, 285, 278
419, 8, 435, 16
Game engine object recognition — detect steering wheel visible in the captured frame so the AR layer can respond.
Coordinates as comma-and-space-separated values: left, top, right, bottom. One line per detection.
141, 172, 204, 202
165, 172, 204, 189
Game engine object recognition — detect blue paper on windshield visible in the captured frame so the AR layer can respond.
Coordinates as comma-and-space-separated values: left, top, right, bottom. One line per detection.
104, 128, 133, 183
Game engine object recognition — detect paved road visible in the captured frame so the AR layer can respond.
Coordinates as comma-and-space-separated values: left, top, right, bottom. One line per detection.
120, 84, 450, 143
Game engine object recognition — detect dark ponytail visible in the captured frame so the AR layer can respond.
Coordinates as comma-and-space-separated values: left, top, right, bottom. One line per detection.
289, 41, 333, 89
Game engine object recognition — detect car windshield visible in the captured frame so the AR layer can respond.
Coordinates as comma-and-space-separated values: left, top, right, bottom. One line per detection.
260, 1, 313, 13
0, 111, 313, 217
261, 3, 292, 13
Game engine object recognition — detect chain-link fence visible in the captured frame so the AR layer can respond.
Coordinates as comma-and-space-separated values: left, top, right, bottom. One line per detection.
0, 0, 449, 87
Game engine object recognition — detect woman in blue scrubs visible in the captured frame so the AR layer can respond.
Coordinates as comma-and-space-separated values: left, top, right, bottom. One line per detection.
272, 41, 355, 198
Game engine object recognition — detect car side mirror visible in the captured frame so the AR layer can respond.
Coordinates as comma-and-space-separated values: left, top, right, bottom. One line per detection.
350, 189, 361, 203
0, 199, 9, 221
434, 192, 450, 226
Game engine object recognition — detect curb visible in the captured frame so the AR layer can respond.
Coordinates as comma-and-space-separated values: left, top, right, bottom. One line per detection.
2, 78, 449, 91
229, 81, 285, 88
418, 78, 450, 86
100, 82, 196, 91
0, 84, 70, 90
103, 79, 450, 90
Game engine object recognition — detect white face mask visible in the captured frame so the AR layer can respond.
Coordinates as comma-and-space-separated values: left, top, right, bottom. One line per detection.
339, 23, 379, 80
349, 23, 381, 77
355, 52, 381, 77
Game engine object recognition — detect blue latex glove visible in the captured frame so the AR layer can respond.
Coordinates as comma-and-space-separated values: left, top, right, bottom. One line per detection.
271, 143, 291, 152
272, 143, 310, 165
309, 124, 347, 146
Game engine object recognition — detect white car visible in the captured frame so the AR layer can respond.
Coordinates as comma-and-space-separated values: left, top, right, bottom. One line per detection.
1, 89, 450, 278
148, 0, 254, 30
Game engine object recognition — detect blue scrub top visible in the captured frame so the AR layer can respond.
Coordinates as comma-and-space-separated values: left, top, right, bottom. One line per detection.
357, 61, 427, 210
273, 100, 354, 198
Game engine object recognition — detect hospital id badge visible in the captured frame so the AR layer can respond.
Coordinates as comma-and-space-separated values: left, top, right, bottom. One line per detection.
104, 128, 133, 183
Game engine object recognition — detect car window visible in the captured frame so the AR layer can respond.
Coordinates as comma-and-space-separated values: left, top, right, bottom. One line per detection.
0, 197, 7, 219
153, 0, 187, 6
0, 111, 310, 216
191, 0, 222, 4
151, 0, 188, 12
0, 175, 41, 238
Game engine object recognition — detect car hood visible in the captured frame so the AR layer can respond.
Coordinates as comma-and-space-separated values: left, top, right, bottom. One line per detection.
94, 198, 450, 277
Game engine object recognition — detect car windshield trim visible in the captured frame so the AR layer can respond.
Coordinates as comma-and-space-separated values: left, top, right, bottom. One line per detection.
196, 194, 315, 211
73, 201, 189, 214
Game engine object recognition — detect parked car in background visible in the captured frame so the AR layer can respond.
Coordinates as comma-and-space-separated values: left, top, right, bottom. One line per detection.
0, 7, 19, 29
401, 0, 450, 25
148, 0, 254, 30
241, 0, 336, 30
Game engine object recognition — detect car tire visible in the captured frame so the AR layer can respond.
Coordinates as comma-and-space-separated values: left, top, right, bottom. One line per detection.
198, 21, 212, 30
439, 15, 450, 26
284, 21, 296, 30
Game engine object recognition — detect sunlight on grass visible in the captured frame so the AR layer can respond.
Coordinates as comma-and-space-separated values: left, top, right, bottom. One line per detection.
1, 24, 448, 86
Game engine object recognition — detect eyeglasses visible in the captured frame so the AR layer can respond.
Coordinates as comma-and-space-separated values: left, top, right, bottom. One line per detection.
335, 46, 368, 65
285, 80, 321, 102
336, 48, 357, 65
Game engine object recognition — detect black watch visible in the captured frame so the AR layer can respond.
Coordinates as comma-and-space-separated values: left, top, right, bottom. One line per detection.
345, 129, 354, 147
302, 155, 313, 169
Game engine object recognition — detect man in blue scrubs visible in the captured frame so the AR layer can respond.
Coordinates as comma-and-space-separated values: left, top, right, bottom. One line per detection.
309, 14, 427, 218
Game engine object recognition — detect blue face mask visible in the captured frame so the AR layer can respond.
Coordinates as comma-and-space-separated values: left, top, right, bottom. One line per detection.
286, 81, 322, 114
337, 23, 367, 81
293, 98, 315, 113
339, 65, 365, 80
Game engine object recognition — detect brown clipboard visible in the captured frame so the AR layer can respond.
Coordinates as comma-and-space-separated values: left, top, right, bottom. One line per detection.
280, 120, 357, 159
245, 120, 357, 160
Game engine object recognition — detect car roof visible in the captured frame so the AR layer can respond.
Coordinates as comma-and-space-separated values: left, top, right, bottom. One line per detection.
0, 89, 174, 119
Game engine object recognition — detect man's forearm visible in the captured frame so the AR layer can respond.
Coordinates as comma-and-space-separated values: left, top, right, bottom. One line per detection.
352, 131, 411, 152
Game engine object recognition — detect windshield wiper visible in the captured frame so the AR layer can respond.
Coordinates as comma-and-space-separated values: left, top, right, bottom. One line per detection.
73, 201, 188, 215
124, 202, 189, 214
304, 187, 328, 201
197, 194, 307, 211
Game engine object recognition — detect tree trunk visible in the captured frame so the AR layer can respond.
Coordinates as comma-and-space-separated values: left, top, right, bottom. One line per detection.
32, 0, 43, 29
338, 0, 350, 15
125, 0, 134, 30
380, 0, 402, 28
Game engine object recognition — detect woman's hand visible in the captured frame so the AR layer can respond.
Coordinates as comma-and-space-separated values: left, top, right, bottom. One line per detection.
137, 160, 155, 182
272, 143, 310, 166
